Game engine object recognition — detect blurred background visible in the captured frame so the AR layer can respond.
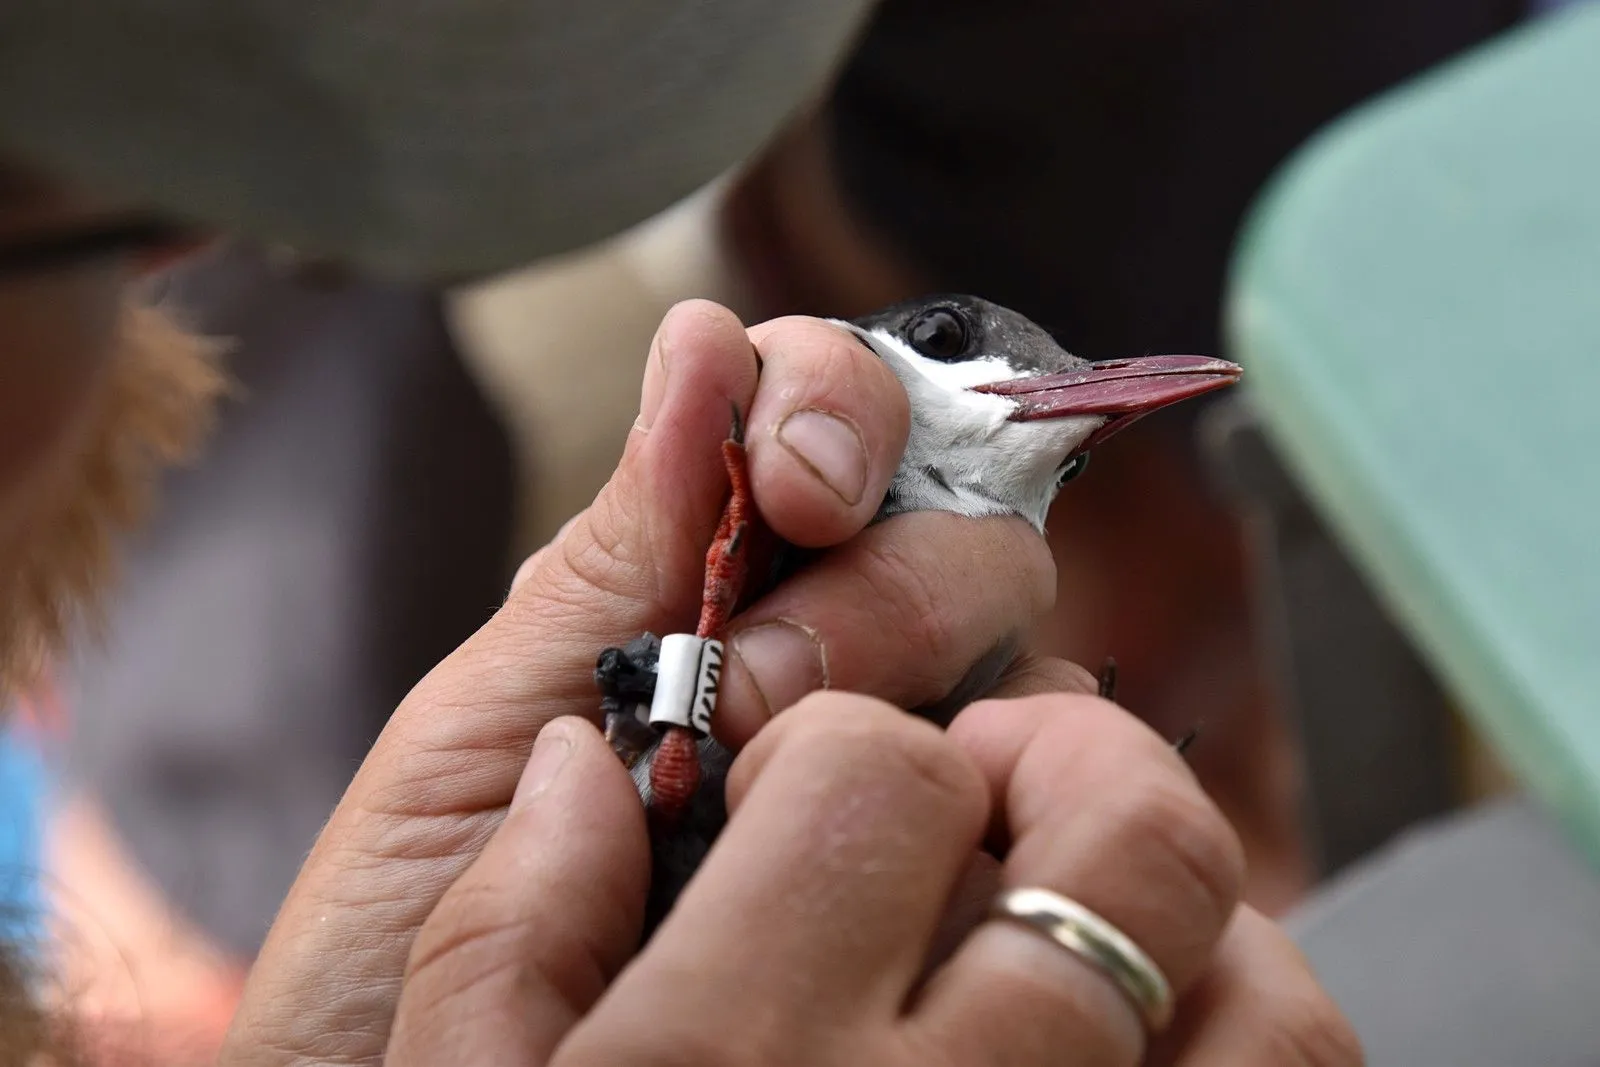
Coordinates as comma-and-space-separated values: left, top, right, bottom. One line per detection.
3, 0, 1598, 1062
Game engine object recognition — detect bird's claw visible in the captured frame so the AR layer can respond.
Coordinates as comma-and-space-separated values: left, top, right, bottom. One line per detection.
605, 711, 658, 769
1094, 656, 1198, 757
1097, 657, 1118, 701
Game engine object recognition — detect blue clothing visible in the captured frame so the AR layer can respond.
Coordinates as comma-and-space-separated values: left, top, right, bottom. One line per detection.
0, 726, 47, 944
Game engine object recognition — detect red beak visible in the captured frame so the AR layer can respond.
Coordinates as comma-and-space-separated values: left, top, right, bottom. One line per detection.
972, 355, 1242, 451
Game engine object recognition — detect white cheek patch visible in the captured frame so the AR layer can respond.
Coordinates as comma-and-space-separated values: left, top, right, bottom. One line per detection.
828, 318, 1103, 529
832, 322, 1029, 389
829, 320, 1017, 434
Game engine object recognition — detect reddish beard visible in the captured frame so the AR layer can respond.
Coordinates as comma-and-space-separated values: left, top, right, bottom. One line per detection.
0, 298, 226, 693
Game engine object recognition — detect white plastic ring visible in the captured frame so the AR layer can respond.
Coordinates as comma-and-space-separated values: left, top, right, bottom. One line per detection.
648, 633, 724, 734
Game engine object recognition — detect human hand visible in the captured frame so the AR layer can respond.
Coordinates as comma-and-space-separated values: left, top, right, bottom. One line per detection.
387, 682, 1361, 1065
220, 299, 1070, 1065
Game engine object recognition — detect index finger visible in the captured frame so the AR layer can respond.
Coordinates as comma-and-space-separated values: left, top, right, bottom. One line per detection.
387, 718, 649, 1066
556, 694, 990, 1062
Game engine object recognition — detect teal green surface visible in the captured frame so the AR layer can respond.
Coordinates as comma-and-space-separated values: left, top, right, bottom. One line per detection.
1228, 7, 1600, 861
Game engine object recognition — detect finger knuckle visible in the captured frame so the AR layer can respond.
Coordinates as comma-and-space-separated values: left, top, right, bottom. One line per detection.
951, 690, 1101, 749
859, 533, 959, 671
1012, 689, 1108, 723
497, 504, 655, 634
875, 721, 987, 815
557, 495, 657, 603
984, 655, 1101, 699
781, 693, 987, 812
1051, 659, 1102, 696
1104, 769, 1246, 930
775, 689, 901, 739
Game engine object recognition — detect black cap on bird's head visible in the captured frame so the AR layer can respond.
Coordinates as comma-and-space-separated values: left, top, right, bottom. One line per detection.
832, 295, 1241, 530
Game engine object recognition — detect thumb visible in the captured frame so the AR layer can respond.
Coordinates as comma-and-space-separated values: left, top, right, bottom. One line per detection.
224, 300, 759, 1067
386, 718, 649, 1066
499, 295, 763, 692
361, 298, 762, 817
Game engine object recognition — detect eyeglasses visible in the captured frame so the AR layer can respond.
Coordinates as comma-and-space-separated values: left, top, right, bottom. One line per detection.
0, 215, 193, 279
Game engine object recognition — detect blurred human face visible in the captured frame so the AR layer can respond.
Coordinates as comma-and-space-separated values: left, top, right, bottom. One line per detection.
0, 165, 221, 691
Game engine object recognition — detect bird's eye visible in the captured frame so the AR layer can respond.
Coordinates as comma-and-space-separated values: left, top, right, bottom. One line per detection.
1056, 453, 1090, 488
906, 307, 970, 362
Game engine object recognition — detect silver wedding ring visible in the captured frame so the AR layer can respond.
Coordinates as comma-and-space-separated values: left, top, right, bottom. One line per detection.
989, 886, 1175, 1033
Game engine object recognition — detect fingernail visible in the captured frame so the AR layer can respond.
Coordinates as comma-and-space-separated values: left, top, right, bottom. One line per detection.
776, 409, 868, 505
511, 724, 574, 810
636, 327, 670, 433
729, 619, 829, 720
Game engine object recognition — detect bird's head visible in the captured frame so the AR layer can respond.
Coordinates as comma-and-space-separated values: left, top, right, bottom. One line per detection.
831, 295, 1242, 530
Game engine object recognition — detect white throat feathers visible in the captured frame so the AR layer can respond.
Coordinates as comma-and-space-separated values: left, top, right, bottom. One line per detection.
831, 321, 1101, 532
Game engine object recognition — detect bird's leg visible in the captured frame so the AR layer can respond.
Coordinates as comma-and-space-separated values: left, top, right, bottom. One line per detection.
649, 406, 754, 824
597, 407, 755, 786
696, 405, 752, 638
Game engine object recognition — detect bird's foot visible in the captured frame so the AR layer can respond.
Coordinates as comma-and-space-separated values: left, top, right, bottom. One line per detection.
605, 710, 658, 769
597, 633, 663, 768
1097, 656, 1198, 757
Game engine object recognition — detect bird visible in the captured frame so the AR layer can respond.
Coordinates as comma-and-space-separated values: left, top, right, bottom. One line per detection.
837, 295, 1240, 532
595, 294, 1241, 937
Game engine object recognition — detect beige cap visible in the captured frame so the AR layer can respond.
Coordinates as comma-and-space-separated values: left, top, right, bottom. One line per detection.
0, 1, 872, 277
